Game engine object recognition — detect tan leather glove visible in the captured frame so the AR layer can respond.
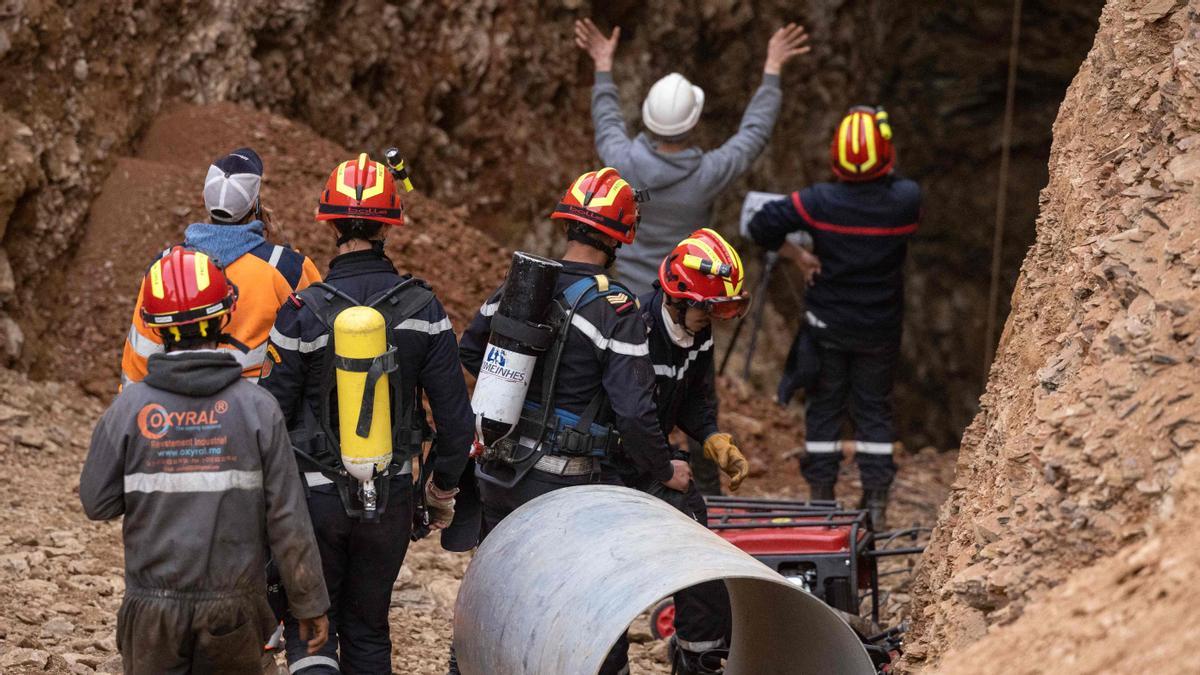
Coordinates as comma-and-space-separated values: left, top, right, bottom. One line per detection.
424, 481, 458, 530
703, 432, 750, 491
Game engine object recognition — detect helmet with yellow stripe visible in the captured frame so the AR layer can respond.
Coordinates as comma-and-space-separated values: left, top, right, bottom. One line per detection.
829, 106, 895, 182
658, 228, 750, 320
317, 153, 406, 228
551, 167, 642, 245
140, 246, 238, 344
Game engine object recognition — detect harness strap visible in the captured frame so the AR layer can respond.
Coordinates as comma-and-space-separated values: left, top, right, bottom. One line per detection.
534, 275, 630, 455
536, 278, 597, 440
294, 278, 436, 465
335, 349, 399, 437
491, 313, 555, 351
217, 332, 251, 353
574, 388, 608, 436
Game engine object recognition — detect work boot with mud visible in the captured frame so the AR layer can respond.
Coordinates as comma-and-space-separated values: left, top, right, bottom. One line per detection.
670, 637, 726, 675
808, 483, 835, 502
860, 488, 889, 531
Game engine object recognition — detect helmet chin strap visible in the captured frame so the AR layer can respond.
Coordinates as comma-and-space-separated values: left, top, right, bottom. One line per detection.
575, 230, 618, 268
662, 298, 696, 346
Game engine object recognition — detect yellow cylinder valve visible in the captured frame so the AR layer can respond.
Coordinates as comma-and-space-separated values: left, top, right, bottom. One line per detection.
333, 306, 394, 483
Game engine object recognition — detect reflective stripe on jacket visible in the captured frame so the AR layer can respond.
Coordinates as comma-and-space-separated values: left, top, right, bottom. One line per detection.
121, 242, 321, 386
81, 351, 329, 619
460, 259, 674, 483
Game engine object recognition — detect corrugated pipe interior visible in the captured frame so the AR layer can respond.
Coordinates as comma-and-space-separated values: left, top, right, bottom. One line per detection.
453, 485, 874, 674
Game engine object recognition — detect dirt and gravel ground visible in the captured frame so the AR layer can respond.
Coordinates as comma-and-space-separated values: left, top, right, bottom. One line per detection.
0, 366, 953, 674
0, 102, 955, 673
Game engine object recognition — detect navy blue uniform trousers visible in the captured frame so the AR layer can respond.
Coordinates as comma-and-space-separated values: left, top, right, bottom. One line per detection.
285, 476, 413, 674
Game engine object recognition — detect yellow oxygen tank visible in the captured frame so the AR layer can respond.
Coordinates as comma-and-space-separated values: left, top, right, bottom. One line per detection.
334, 307, 393, 486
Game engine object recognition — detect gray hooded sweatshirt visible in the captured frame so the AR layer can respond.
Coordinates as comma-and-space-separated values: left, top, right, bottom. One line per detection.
81, 350, 329, 621
592, 71, 782, 295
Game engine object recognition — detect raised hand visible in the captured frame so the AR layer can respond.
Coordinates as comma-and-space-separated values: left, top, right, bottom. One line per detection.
765, 23, 811, 75
574, 18, 621, 72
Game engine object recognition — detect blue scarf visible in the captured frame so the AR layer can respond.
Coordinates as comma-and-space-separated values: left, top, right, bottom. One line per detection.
183, 221, 266, 267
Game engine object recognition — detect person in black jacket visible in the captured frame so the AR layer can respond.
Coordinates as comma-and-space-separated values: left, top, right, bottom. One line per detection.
748, 106, 920, 529
640, 229, 753, 674
260, 155, 473, 675
457, 168, 689, 675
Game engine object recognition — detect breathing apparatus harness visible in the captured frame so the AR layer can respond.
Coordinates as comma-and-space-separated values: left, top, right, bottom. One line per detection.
289, 277, 436, 521
475, 274, 630, 488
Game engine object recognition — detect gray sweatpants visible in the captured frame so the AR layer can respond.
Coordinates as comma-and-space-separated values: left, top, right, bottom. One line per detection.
117, 587, 276, 675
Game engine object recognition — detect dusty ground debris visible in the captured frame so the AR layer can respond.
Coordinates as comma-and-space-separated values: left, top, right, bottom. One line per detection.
0, 370, 951, 674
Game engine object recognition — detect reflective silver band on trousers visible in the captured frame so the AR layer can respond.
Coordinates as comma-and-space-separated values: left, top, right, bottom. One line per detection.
533, 454, 595, 476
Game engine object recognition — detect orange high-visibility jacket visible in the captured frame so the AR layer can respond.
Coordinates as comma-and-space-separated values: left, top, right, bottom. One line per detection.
122, 242, 321, 386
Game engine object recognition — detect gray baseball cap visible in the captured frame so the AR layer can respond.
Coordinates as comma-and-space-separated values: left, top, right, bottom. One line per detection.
204, 147, 263, 223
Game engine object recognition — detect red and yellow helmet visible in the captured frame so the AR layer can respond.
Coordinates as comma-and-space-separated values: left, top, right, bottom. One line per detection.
317, 153, 405, 227
140, 246, 237, 339
550, 167, 641, 245
658, 228, 750, 320
829, 106, 894, 182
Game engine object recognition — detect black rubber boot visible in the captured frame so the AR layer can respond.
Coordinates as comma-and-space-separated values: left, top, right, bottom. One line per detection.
808, 483, 835, 502
670, 637, 726, 675
860, 487, 889, 531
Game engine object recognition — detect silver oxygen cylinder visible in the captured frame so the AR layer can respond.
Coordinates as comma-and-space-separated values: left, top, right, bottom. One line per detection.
471, 252, 562, 447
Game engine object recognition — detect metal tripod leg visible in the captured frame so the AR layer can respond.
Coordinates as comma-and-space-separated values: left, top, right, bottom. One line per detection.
741, 251, 779, 381
718, 251, 777, 377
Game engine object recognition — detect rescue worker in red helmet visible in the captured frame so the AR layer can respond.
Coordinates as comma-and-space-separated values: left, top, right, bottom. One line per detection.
260, 154, 474, 674
121, 147, 321, 387
575, 20, 810, 498
639, 229, 753, 673
455, 167, 686, 675
81, 246, 330, 674
748, 106, 922, 529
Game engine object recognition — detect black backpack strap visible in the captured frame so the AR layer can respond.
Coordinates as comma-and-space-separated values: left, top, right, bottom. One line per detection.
368, 277, 438, 461
535, 276, 614, 443
537, 300, 574, 436
574, 389, 608, 435
367, 276, 435, 318
296, 282, 360, 331
217, 333, 251, 354
293, 282, 360, 467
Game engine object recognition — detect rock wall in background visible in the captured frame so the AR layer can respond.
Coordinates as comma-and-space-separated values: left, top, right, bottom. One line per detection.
902, 0, 1200, 668
0, 0, 1100, 445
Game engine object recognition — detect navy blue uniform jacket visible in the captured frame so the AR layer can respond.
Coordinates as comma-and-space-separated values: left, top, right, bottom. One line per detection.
639, 289, 719, 443
460, 260, 674, 483
749, 176, 921, 340
260, 249, 473, 491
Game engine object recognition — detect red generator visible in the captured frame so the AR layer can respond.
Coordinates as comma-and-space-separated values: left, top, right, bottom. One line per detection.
649, 496, 924, 670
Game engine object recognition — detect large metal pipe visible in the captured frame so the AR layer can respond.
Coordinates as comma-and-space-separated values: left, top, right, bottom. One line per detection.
454, 485, 874, 674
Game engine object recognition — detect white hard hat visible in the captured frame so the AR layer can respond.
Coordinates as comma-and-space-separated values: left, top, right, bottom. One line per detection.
642, 73, 705, 138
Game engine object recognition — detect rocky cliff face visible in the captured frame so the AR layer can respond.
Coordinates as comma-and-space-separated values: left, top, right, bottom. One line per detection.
902, 0, 1200, 669
0, 1, 1098, 443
